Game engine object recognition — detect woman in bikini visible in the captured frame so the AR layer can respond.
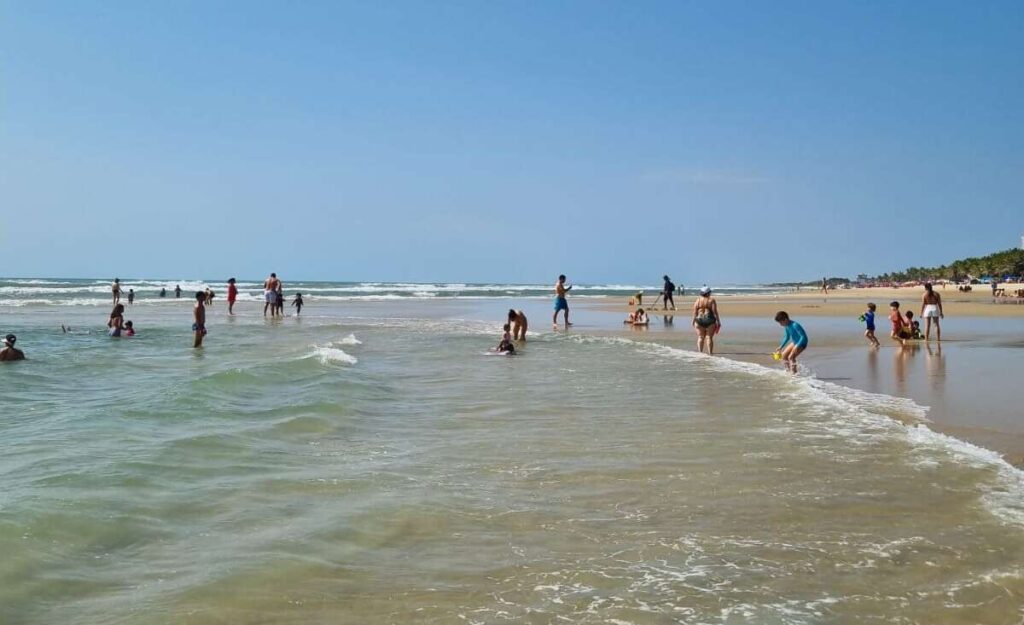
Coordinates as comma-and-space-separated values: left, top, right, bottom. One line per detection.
108, 304, 125, 337
692, 286, 721, 355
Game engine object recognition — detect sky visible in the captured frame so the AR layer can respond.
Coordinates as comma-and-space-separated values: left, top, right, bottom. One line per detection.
2, 1, 1021, 284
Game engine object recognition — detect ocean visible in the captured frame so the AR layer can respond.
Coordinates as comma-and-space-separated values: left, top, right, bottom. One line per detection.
0, 278, 777, 307
2, 279, 1024, 623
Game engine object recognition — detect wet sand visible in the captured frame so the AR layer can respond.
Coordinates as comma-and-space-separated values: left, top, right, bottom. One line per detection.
582, 290, 1024, 465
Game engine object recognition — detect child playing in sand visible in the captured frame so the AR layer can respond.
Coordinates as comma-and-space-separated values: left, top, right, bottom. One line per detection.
862, 303, 880, 347
496, 323, 515, 354
889, 301, 907, 346
773, 311, 808, 373
624, 308, 649, 325
903, 310, 921, 340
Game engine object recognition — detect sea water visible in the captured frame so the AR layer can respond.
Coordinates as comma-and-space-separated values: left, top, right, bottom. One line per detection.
2, 289, 1024, 624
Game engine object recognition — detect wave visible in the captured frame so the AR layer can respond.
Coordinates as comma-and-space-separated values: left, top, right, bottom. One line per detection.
309, 346, 358, 365
572, 334, 1024, 527
336, 334, 362, 346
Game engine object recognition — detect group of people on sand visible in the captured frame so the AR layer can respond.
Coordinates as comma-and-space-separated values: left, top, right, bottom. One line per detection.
862, 282, 944, 348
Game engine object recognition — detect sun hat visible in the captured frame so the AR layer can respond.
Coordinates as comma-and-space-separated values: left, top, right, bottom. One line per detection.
700, 286, 711, 295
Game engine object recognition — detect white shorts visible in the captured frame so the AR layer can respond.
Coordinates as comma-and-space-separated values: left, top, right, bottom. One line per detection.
264, 290, 275, 303
922, 304, 939, 318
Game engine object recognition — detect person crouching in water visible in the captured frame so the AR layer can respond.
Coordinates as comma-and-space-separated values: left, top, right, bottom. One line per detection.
508, 309, 528, 341
292, 293, 304, 316
774, 311, 808, 373
0, 334, 25, 361
497, 323, 515, 354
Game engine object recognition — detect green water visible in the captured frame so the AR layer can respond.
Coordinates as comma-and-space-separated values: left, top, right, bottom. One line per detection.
2, 300, 1024, 624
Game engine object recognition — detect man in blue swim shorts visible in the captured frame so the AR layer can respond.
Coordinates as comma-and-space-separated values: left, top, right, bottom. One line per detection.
773, 310, 808, 373
552, 274, 573, 329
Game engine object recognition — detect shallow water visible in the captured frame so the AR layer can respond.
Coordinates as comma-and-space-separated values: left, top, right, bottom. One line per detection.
2, 298, 1024, 624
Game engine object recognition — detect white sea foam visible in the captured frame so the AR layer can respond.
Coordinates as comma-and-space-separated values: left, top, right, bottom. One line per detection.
309, 346, 358, 365
336, 334, 362, 346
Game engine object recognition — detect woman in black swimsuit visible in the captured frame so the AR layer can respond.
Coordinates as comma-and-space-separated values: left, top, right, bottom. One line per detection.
692, 286, 720, 355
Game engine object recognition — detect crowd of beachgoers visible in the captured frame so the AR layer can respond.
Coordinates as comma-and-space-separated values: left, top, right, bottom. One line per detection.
2, 272, 958, 378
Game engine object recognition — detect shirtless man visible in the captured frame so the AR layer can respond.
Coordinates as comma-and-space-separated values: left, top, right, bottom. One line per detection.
193, 291, 207, 348
0, 334, 25, 361
112, 278, 122, 305
552, 274, 572, 329
263, 273, 280, 317
920, 282, 944, 341
508, 309, 528, 341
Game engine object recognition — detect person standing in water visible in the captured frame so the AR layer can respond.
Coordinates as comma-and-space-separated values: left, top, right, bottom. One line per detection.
552, 275, 572, 329
692, 286, 720, 355
227, 278, 238, 315
0, 334, 25, 361
160, 287, 167, 298
508, 309, 528, 341
174, 284, 182, 298
127, 288, 135, 305
774, 311, 808, 373
662, 275, 676, 310
263, 273, 280, 317
291, 293, 304, 316
193, 291, 207, 348
108, 304, 125, 337
112, 278, 122, 305
920, 282, 944, 341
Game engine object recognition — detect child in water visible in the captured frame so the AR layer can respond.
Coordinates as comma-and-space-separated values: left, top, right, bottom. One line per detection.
889, 301, 907, 346
124, 321, 135, 337
292, 293, 304, 316
903, 310, 923, 340
773, 311, 808, 373
497, 323, 515, 354
861, 303, 880, 347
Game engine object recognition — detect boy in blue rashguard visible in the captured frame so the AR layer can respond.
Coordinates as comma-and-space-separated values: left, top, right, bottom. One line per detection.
862, 302, 880, 347
774, 311, 808, 373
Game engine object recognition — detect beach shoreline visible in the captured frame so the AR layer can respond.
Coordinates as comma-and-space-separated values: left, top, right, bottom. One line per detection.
580, 289, 1024, 465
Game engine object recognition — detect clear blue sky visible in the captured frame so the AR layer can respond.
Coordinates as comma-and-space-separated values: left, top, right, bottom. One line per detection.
2, 1, 1021, 284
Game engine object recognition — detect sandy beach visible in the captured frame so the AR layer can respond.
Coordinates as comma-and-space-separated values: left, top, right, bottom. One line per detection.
594, 283, 1024, 318
584, 284, 1024, 465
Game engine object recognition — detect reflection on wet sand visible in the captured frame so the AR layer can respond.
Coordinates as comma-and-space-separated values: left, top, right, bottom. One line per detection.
893, 343, 920, 395
925, 343, 945, 393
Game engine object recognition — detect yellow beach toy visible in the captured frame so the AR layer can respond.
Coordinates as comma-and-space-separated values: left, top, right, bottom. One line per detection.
772, 351, 782, 361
